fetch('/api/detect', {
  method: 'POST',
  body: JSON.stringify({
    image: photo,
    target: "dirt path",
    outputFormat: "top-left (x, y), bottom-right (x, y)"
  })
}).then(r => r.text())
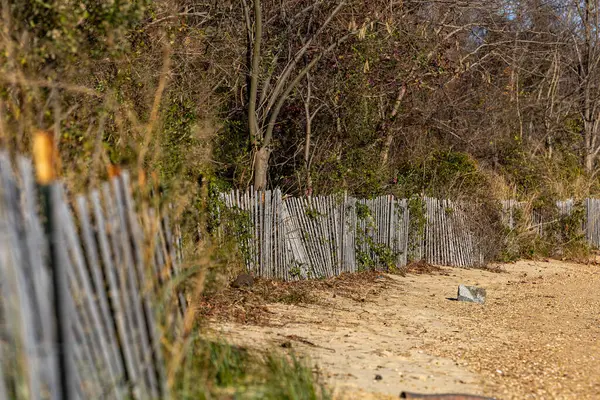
top-left (214, 260), bottom-right (600, 399)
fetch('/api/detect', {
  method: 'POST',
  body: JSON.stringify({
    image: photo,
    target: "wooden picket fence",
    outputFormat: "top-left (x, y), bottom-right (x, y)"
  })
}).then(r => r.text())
top-left (0, 152), bottom-right (185, 399)
top-left (220, 190), bottom-right (410, 280)
top-left (586, 199), bottom-right (600, 247)
top-left (220, 190), bottom-right (485, 278)
top-left (222, 190), bottom-right (600, 279)
top-left (417, 197), bottom-right (483, 267)
top-left (501, 199), bottom-right (588, 236)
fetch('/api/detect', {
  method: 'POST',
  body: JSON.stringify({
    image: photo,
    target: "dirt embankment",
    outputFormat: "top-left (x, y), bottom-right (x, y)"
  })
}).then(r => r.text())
top-left (211, 260), bottom-right (600, 399)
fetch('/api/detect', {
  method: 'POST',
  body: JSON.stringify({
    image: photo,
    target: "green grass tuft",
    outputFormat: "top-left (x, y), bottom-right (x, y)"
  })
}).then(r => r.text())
top-left (173, 338), bottom-right (330, 400)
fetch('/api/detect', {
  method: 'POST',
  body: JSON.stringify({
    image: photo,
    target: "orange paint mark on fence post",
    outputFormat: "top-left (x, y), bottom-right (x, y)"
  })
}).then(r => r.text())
top-left (107, 163), bottom-right (122, 179)
top-left (33, 130), bottom-right (57, 184)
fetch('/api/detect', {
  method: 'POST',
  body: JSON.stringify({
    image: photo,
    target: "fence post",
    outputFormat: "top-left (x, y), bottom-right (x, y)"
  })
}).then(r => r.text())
top-left (34, 131), bottom-right (76, 400)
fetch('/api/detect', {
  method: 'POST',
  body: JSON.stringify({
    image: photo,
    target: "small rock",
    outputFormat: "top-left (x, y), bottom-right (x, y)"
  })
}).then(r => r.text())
top-left (281, 341), bottom-right (292, 349)
top-left (231, 273), bottom-right (254, 288)
top-left (457, 284), bottom-right (486, 304)
top-left (374, 374), bottom-right (383, 381)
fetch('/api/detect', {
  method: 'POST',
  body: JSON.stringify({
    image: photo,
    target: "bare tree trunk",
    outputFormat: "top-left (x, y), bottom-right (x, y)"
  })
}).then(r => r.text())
top-left (380, 84), bottom-right (406, 166)
top-left (304, 106), bottom-right (313, 191)
top-left (585, 150), bottom-right (594, 172)
top-left (254, 146), bottom-right (270, 190)
top-left (247, 0), bottom-right (263, 145)
top-left (584, 119), bottom-right (595, 172)
top-left (303, 73), bottom-right (322, 193)
top-left (244, 1), bottom-right (352, 189)
top-left (582, 68), bottom-right (595, 172)
top-left (381, 133), bottom-right (394, 166)
top-left (580, 0), bottom-right (597, 173)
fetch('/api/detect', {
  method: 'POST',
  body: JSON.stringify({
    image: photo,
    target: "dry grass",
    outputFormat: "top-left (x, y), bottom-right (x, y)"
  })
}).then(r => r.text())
top-left (403, 260), bottom-right (449, 275)
top-left (477, 264), bottom-right (508, 273)
top-left (196, 271), bottom-right (401, 325)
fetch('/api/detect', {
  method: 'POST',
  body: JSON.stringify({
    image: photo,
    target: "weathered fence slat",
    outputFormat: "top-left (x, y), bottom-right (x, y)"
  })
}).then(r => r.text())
top-left (332, 196), bottom-right (341, 275)
top-left (347, 196), bottom-right (357, 273)
top-left (59, 199), bottom-right (116, 397)
top-left (75, 195), bottom-right (126, 396)
top-left (425, 197), bottom-right (432, 265)
top-left (0, 155), bottom-right (43, 400)
top-left (17, 157), bottom-right (60, 398)
top-left (302, 197), bottom-right (323, 277)
top-left (120, 172), bottom-right (168, 398)
top-left (318, 197), bottom-right (333, 277)
top-left (306, 197), bottom-right (323, 277)
top-left (111, 178), bottom-right (159, 398)
top-left (273, 189), bottom-right (281, 279)
top-left (302, 197), bottom-right (325, 278)
top-left (98, 185), bottom-right (142, 397)
top-left (46, 183), bottom-right (79, 400)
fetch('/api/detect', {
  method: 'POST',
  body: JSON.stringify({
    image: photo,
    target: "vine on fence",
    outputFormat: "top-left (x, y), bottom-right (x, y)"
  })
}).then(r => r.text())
top-left (354, 202), bottom-right (399, 272)
top-left (500, 199), bottom-right (591, 262)
top-left (550, 201), bottom-right (590, 260)
top-left (407, 196), bottom-right (426, 262)
top-left (305, 205), bottom-right (324, 220)
top-left (220, 204), bottom-right (256, 269)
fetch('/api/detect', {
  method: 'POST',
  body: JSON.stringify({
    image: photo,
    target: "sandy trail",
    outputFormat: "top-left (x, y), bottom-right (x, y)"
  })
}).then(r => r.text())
top-left (214, 260), bottom-right (600, 399)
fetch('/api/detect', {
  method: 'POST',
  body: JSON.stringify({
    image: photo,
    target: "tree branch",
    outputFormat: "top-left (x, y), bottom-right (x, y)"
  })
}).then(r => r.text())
top-left (247, 0), bottom-right (263, 143)
top-left (262, 1), bottom-right (345, 118)
top-left (262, 32), bottom-right (355, 148)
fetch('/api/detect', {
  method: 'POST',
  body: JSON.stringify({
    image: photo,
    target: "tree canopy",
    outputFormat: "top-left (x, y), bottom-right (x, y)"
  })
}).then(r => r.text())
top-left (2, 0), bottom-right (600, 202)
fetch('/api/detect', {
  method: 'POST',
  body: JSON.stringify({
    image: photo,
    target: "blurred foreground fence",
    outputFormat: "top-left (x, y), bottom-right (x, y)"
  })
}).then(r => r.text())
top-left (221, 189), bottom-right (600, 279)
top-left (0, 152), bottom-right (186, 399)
